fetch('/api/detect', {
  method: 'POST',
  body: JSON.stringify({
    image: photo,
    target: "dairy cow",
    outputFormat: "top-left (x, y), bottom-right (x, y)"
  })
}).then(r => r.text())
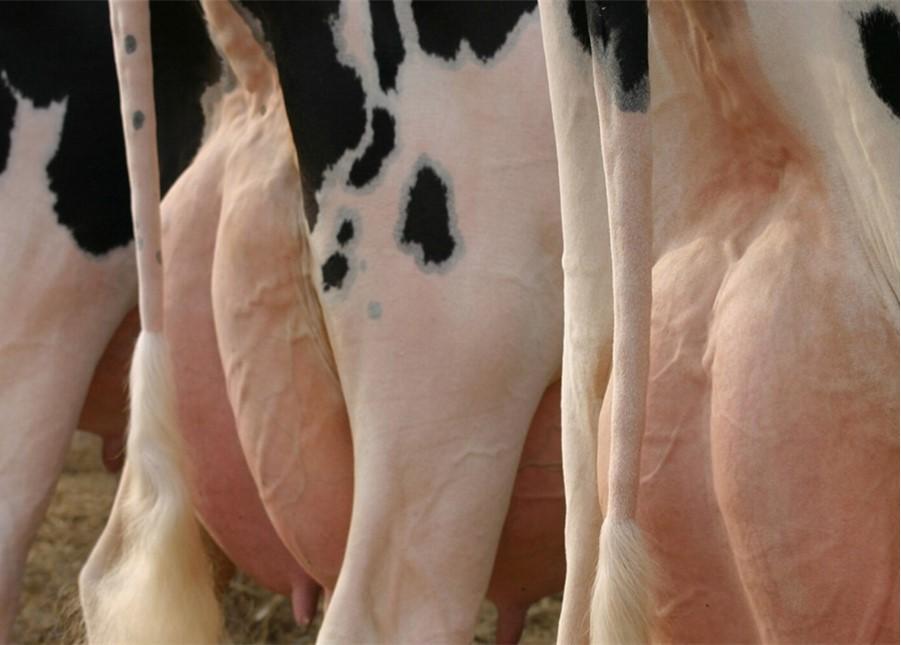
top-left (82, 1), bottom-right (567, 643)
top-left (540, 1), bottom-right (898, 642)
top-left (0, 2), bottom-right (327, 638)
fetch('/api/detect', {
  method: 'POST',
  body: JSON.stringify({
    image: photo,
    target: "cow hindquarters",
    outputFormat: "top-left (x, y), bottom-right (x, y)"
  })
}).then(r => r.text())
top-left (79, 332), bottom-right (221, 644)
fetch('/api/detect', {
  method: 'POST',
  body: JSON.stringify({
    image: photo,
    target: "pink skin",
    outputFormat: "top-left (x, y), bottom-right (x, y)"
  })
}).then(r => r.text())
top-left (78, 308), bottom-right (137, 473)
top-left (209, 83), bottom-right (354, 592)
top-left (0, 93), bottom-right (136, 640)
top-left (593, 4), bottom-right (898, 641)
top-left (542, 1), bottom-right (898, 639)
top-left (71, 128), bottom-right (322, 627)
top-left (83, 27), bottom-right (566, 639)
top-left (78, 84), bottom-right (324, 626)
top-left (604, 173), bottom-right (900, 642)
top-left (158, 92), bottom-right (320, 624)
top-left (208, 57), bottom-right (566, 642)
top-left (489, 384), bottom-right (566, 644)
top-left (80, 306), bottom-right (321, 625)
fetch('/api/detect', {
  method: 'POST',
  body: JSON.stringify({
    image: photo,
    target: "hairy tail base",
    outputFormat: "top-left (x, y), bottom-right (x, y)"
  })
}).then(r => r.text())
top-left (79, 332), bottom-right (222, 644)
top-left (590, 518), bottom-right (655, 644)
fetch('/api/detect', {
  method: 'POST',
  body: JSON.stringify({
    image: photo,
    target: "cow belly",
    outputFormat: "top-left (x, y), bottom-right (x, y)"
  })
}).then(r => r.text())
top-left (605, 213), bottom-right (899, 643)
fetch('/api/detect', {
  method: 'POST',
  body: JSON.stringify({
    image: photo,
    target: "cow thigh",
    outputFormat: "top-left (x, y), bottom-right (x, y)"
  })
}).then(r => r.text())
top-left (707, 223), bottom-right (899, 644)
top-left (605, 215), bottom-right (900, 643)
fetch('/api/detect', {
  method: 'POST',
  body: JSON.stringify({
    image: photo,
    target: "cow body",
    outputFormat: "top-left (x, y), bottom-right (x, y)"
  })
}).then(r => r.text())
top-left (166, 16), bottom-right (566, 633)
top-left (541, 1), bottom-right (899, 641)
top-left (80, 1), bottom-right (899, 642)
top-left (0, 3), bottom-right (325, 637)
top-left (215, 4), bottom-right (566, 641)
top-left (0, 3), bottom-right (217, 636)
top-left (83, 2), bottom-right (567, 642)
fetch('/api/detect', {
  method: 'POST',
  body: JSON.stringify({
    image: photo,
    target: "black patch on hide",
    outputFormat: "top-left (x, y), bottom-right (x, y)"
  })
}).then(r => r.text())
top-left (857, 6), bottom-right (899, 117)
top-left (322, 252), bottom-right (350, 291)
top-left (0, 1), bottom-right (218, 255)
top-left (238, 1), bottom-right (367, 231)
top-left (370, 0), bottom-right (405, 92)
top-left (0, 79), bottom-right (14, 175)
top-left (149, 1), bottom-right (222, 195)
top-left (586, 0), bottom-right (648, 112)
top-left (348, 107), bottom-right (395, 188)
top-left (568, 0), bottom-right (591, 54)
top-left (400, 163), bottom-right (456, 266)
top-left (337, 219), bottom-right (354, 247)
top-left (411, 1), bottom-right (536, 63)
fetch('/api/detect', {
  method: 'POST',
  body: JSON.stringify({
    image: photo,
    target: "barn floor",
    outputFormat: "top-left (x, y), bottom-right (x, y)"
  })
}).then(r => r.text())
top-left (12, 432), bottom-right (561, 644)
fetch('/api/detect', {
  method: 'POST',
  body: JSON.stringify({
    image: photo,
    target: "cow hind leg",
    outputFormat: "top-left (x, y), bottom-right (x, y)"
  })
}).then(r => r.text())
top-left (316, 372), bottom-right (552, 643)
top-left (79, 332), bottom-right (222, 644)
top-left (556, 360), bottom-right (608, 644)
top-left (2, 297), bottom-right (133, 641)
top-left (1, 424), bottom-right (75, 640)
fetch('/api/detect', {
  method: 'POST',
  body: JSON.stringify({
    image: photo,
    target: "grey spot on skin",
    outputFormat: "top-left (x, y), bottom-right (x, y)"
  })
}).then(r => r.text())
top-left (155, 250), bottom-right (162, 265)
top-left (125, 35), bottom-right (137, 54)
top-left (136, 237), bottom-right (144, 250)
top-left (368, 301), bottom-right (382, 320)
top-left (133, 110), bottom-right (145, 130)
top-left (360, 259), bottom-right (367, 272)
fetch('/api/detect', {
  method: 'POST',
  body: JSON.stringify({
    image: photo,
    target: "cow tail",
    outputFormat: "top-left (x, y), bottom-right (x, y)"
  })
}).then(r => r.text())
top-left (592, 516), bottom-right (655, 645)
top-left (588, 4), bottom-right (656, 644)
top-left (78, 2), bottom-right (221, 643)
top-left (591, 132), bottom-right (656, 645)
